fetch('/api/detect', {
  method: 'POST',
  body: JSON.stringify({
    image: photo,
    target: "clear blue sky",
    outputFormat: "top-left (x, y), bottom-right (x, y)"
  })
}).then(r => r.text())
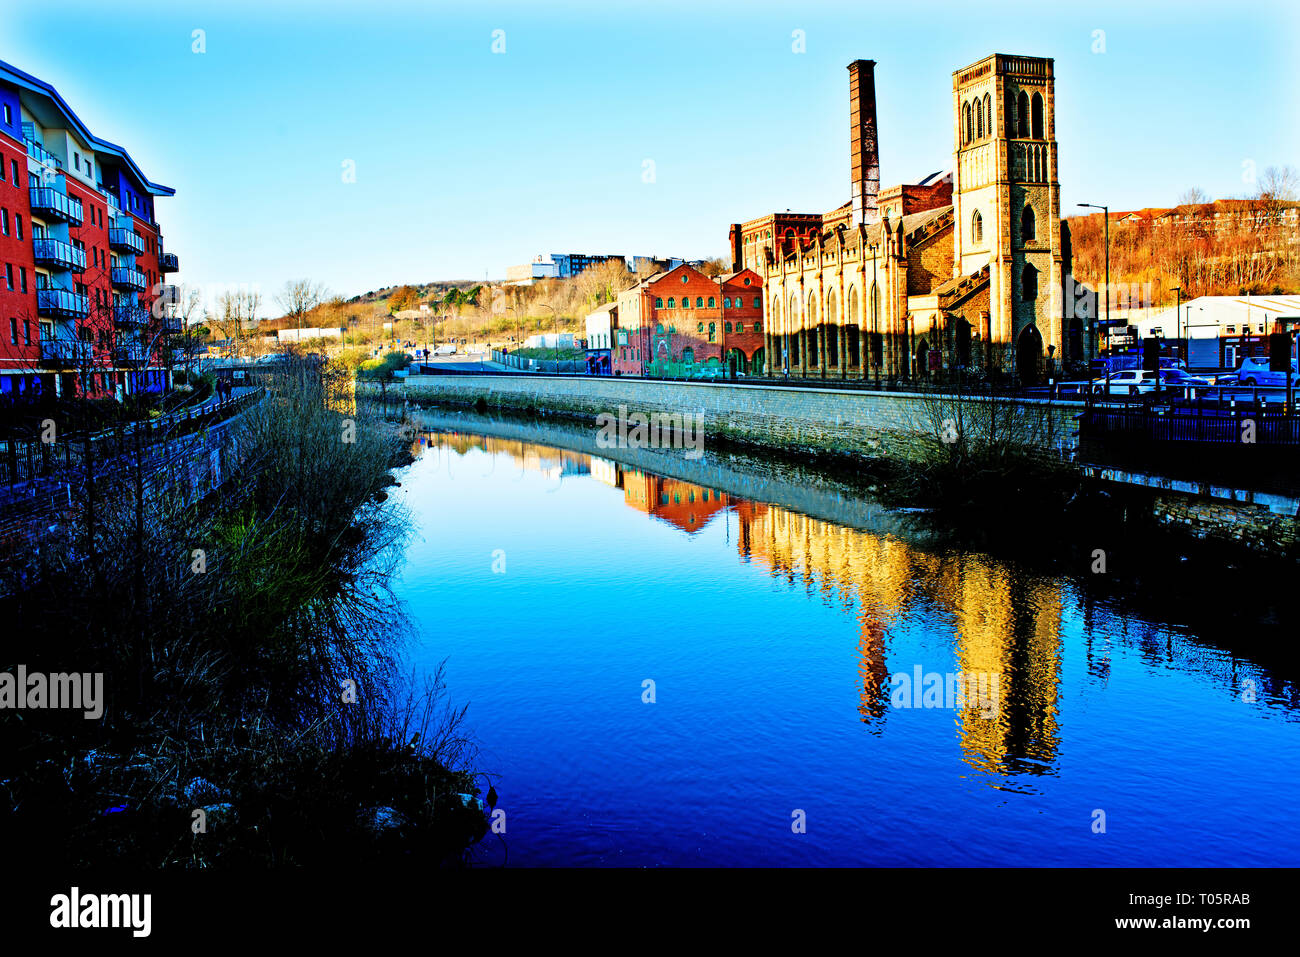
top-left (6, 0), bottom-right (1298, 312)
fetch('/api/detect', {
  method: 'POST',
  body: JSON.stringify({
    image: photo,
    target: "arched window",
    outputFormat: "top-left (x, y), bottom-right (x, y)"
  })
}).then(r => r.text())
top-left (697, 322), bottom-right (704, 332)
top-left (963, 102), bottom-right (972, 144)
top-left (682, 348), bottom-right (694, 365)
top-left (697, 297), bottom-right (705, 308)
top-left (708, 322), bottom-right (716, 339)
top-left (983, 94), bottom-right (992, 136)
top-left (654, 297), bottom-right (663, 308)
top-left (1022, 205), bottom-right (1036, 241)
top-left (975, 98), bottom-right (984, 139)
top-left (1022, 263), bottom-right (1038, 301)
top-left (735, 323), bottom-right (744, 333)
top-left (1017, 91), bottom-right (1030, 137)
top-left (682, 297), bottom-right (690, 309)
top-left (655, 323), bottom-right (664, 334)
top-left (972, 209), bottom-right (983, 244)
top-left (666, 297), bottom-right (675, 308)
top-left (753, 297), bottom-right (761, 309)
top-left (725, 321), bottom-right (732, 333)
top-left (754, 321), bottom-right (762, 333)
top-left (722, 297), bottom-right (730, 308)
top-left (708, 297), bottom-right (716, 308)
top-left (1031, 92), bottom-right (1044, 139)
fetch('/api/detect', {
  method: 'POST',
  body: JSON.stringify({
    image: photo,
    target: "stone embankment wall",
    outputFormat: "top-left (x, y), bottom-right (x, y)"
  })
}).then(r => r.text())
top-left (379, 374), bottom-right (1082, 463)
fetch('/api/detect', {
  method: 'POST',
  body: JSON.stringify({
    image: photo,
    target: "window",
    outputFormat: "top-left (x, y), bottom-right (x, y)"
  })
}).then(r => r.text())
top-left (696, 297), bottom-right (704, 308)
top-left (707, 297), bottom-right (715, 308)
top-left (753, 296), bottom-right (761, 309)
top-left (18, 267), bottom-right (25, 294)
top-left (984, 94), bottom-right (992, 136)
top-left (667, 298), bottom-right (675, 308)
top-left (14, 216), bottom-right (21, 241)
top-left (743, 277), bottom-right (752, 286)
top-left (725, 322), bottom-right (732, 333)
top-left (681, 274), bottom-right (688, 284)
top-left (4, 264), bottom-right (11, 292)
top-left (654, 297), bottom-right (662, 307)
top-left (8, 317), bottom-right (15, 344)
top-left (708, 323), bottom-right (716, 340)
top-left (23, 319), bottom-right (30, 345)
top-left (1017, 91), bottom-right (1030, 137)
top-left (1, 209), bottom-right (7, 236)
top-left (1022, 205), bottom-right (1036, 241)
top-left (13, 158), bottom-right (21, 185)
top-left (697, 322), bottom-right (704, 332)
top-left (723, 296), bottom-right (731, 308)
top-left (1022, 263), bottom-right (1038, 301)
top-left (963, 102), bottom-right (972, 144)
top-left (975, 98), bottom-right (984, 139)
top-left (755, 322), bottom-right (762, 333)
top-left (2, 104), bottom-right (9, 125)
top-left (1031, 92), bottom-right (1044, 139)
top-left (972, 209), bottom-right (983, 244)
top-left (682, 297), bottom-right (690, 309)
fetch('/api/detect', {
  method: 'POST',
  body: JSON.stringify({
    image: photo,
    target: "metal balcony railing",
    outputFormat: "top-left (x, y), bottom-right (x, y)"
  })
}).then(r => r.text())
top-left (32, 237), bottom-right (86, 272)
top-left (36, 288), bottom-right (90, 319)
top-left (108, 227), bottom-right (146, 254)
top-left (114, 344), bottom-right (150, 364)
top-left (29, 187), bottom-right (83, 226)
top-left (39, 338), bottom-right (94, 366)
top-left (24, 137), bottom-right (62, 170)
top-left (113, 303), bottom-right (149, 328)
top-left (159, 252), bottom-right (179, 273)
top-left (111, 266), bottom-right (147, 291)
top-left (157, 284), bottom-right (179, 305)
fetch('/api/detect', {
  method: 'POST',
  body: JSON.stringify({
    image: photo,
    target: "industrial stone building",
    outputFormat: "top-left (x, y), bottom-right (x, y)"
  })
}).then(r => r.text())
top-left (730, 54), bottom-right (1092, 384)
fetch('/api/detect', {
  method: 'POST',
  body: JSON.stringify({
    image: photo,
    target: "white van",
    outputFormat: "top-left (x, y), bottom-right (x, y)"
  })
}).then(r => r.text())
top-left (433, 344), bottom-right (457, 356)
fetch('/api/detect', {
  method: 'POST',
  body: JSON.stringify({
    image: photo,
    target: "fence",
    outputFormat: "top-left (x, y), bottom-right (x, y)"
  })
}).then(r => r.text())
top-left (1080, 400), bottom-right (1300, 445)
top-left (491, 350), bottom-right (588, 374)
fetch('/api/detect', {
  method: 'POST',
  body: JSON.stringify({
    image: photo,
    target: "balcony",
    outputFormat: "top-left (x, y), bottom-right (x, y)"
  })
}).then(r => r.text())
top-left (159, 252), bottom-right (179, 273)
top-left (164, 314), bottom-right (183, 333)
top-left (24, 137), bottom-right (62, 170)
top-left (108, 227), bottom-right (146, 255)
top-left (40, 338), bottom-right (94, 367)
top-left (114, 302), bottom-right (149, 328)
top-left (36, 288), bottom-right (90, 319)
top-left (114, 344), bottom-right (150, 364)
top-left (111, 266), bottom-right (147, 292)
top-left (32, 238), bottom-right (86, 273)
top-left (29, 187), bottom-right (83, 227)
top-left (157, 283), bottom-right (179, 305)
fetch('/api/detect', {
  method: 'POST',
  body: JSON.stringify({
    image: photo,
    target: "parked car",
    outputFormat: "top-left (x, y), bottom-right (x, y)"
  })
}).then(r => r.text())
top-left (1230, 356), bottom-right (1300, 388)
top-left (689, 365), bottom-right (726, 380)
top-left (1157, 368), bottom-right (1214, 394)
top-left (1091, 369), bottom-right (1160, 395)
top-left (433, 344), bottom-right (457, 356)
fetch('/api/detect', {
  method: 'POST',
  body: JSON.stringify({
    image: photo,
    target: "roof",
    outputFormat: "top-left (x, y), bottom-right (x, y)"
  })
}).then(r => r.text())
top-left (0, 58), bottom-right (174, 197)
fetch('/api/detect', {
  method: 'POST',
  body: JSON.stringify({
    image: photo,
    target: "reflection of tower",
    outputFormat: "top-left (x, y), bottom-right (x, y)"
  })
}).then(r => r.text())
top-left (857, 615), bottom-right (890, 724)
top-left (947, 558), bottom-right (1062, 775)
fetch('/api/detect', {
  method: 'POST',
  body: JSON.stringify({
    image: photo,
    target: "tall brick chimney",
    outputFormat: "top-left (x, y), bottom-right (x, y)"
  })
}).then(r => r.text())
top-left (848, 59), bottom-right (880, 227)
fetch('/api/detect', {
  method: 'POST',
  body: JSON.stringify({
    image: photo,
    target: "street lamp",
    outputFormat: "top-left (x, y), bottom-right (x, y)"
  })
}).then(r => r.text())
top-left (1172, 286), bottom-right (1181, 362)
top-left (1078, 203), bottom-right (1109, 361)
top-left (537, 302), bottom-right (556, 371)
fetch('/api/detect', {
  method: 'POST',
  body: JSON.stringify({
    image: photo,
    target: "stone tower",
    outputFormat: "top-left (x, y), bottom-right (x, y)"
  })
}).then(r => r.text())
top-left (951, 54), bottom-right (1063, 377)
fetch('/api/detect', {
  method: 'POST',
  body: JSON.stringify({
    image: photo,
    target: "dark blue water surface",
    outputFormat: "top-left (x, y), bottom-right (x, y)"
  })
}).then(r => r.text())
top-left (391, 412), bottom-right (1300, 867)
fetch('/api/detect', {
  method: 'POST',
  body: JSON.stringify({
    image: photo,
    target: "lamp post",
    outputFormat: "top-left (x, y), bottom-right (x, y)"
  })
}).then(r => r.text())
top-left (1172, 285), bottom-right (1181, 365)
top-left (537, 302), bottom-right (556, 372)
top-left (1078, 203), bottom-right (1109, 362)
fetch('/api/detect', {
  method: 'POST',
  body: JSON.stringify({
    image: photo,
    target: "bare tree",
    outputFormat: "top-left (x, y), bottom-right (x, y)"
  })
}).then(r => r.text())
top-left (277, 278), bottom-right (329, 342)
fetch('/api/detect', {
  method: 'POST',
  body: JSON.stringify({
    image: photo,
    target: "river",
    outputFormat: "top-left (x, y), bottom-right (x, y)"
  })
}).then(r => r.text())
top-left (390, 408), bottom-right (1300, 867)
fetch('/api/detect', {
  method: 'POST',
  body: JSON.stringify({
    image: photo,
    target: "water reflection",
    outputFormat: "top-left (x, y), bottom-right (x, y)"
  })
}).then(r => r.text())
top-left (414, 428), bottom-right (1069, 782)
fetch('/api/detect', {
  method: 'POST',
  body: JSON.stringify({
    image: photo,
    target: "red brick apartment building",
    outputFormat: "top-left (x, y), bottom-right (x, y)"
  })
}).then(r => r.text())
top-left (0, 59), bottom-right (178, 401)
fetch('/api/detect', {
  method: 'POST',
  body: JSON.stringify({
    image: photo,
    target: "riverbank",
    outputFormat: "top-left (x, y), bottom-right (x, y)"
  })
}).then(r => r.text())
top-left (1, 360), bottom-right (489, 867)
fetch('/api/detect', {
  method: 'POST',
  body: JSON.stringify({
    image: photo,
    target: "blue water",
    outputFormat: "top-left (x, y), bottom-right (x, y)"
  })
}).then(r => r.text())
top-left (392, 418), bottom-right (1300, 867)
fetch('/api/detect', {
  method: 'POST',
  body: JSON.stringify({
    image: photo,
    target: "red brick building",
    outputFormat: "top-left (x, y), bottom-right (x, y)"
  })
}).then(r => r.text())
top-left (1, 58), bottom-right (177, 401)
top-left (614, 264), bottom-right (767, 377)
